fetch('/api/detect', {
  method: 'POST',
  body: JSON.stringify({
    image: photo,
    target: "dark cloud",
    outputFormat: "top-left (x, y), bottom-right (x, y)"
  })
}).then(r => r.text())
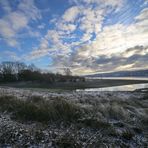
top-left (68, 45), bottom-right (148, 72)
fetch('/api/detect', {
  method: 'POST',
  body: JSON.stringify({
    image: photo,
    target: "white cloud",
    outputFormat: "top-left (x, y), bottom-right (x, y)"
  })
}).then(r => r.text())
top-left (0, 19), bottom-right (15, 38)
top-left (0, 0), bottom-right (41, 47)
top-left (59, 23), bottom-right (76, 33)
top-left (38, 24), bottom-right (45, 29)
top-left (81, 12), bottom-right (148, 57)
top-left (27, 0), bottom-right (148, 74)
top-left (135, 8), bottom-right (148, 21)
top-left (18, 0), bottom-right (41, 20)
top-left (65, 7), bottom-right (148, 74)
top-left (0, 19), bottom-right (18, 46)
top-left (78, 8), bottom-right (104, 42)
top-left (8, 12), bottom-right (28, 30)
top-left (100, 0), bottom-right (123, 10)
top-left (40, 39), bottom-right (49, 49)
top-left (27, 0), bottom-right (123, 67)
top-left (27, 49), bottom-right (49, 60)
top-left (70, 0), bottom-right (124, 10)
top-left (144, 0), bottom-right (148, 5)
top-left (0, 0), bottom-right (11, 13)
top-left (3, 51), bottom-right (21, 61)
top-left (62, 6), bottom-right (80, 22)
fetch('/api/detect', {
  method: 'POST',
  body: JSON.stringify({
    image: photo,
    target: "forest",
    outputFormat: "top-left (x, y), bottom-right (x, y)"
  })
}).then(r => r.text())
top-left (0, 61), bottom-right (85, 83)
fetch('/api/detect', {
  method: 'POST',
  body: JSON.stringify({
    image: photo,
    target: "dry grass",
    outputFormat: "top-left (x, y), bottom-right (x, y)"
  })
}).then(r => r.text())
top-left (0, 92), bottom-right (147, 147)
top-left (0, 95), bottom-right (83, 123)
top-left (0, 93), bottom-right (147, 129)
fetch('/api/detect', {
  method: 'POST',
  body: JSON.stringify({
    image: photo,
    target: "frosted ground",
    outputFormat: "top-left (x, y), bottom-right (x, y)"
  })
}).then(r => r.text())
top-left (0, 87), bottom-right (147, 147)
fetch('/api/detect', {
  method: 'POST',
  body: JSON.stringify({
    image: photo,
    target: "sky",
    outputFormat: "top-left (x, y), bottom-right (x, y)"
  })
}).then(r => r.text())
top-left (0, 0), bottom-right (148, 75)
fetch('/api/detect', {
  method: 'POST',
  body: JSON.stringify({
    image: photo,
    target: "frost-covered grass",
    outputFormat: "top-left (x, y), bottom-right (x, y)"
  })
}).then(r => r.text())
top-left (0, 95), bottom-right (83, 123)
top-left (0, 87), bottom-right (147, 147)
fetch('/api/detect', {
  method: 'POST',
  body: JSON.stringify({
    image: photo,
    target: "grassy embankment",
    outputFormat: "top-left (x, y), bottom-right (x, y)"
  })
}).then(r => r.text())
top-left (0, 93), bottom-right (147, 147)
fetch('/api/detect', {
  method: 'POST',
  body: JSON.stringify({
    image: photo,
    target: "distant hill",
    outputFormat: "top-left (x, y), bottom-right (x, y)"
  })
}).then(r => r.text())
top-left (86, 69), bottom-right (148, 77)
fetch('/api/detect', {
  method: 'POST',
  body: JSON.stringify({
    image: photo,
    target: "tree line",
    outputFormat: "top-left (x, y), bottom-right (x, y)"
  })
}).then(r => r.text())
top-left (0, 61), bottom-right (85, 83)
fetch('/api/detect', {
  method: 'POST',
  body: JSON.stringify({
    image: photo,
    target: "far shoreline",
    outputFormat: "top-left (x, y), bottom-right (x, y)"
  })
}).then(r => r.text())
top-left (0, 78), bottom-right (148, 91)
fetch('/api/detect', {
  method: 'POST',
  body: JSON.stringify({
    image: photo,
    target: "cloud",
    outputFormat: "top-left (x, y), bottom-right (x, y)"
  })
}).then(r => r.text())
top-left (0, 0), bottom-right (11, 13)
top-left (38, 24), bottom-right (45, 29)
top-left (27, 49), bottom-right (49, 60)
top-left (0, 0), bottom-right (41, 47)
top-left (3, 51), bottom-right (21, 61)
top-left (0, 19), bottom-right (18, 46)
top-left (135, 7), bottom-right (148, 21)
top-left (66, 7), bottom-right (148, 74)
top-left (62, 6), bottom-right (80, 22)
top-left (70, 0), bottom-right (123, 7)
top-left (8, 12), bottom-right (28, 30)
top-left (59, 23), bottom-right (76, 33)
top-left (70, 45), bottom-right (148, 74)
top-left (144, 0), bottom-right (148, 5)
top-left (122, 45), bottom-right (148, 57)
top-left (26, 0), bottom-right (148, 74)
top-left (28, 3), bottom-right (106, 60)
top-left (18, 0), bottom-right (41, 20)
top-left (79, 7), bottom-right (104, 41)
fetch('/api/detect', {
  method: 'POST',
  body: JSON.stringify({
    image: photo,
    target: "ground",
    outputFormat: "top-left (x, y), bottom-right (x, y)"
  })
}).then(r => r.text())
top-left (0, 86), bottom-right (147, 147)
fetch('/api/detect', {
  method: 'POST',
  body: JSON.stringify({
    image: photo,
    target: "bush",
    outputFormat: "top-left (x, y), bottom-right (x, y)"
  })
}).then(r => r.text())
top-left (121, 129), bottom-right (134, 140)
top-left (0, 96), bottom-right (83, 123)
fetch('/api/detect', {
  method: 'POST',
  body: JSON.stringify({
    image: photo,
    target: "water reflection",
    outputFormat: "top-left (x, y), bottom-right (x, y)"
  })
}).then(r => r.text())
top-left (86, 77), bottom-right (148, 80)
top-left (77, 83), bottom-right (148, 92)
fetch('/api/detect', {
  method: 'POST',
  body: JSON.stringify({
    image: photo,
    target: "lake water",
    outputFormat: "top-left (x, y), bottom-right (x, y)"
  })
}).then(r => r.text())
top-left (86, 77), bottom-right (148, 81)
top-left (77, 83), bottom-right (148, 92)
top-left (76, 77), bottom-right (148, 91)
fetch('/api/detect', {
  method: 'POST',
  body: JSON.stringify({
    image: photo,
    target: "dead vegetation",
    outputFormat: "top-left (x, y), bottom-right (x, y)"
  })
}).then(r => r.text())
top-left (0, 95), bottom-right (83, 123)
top-left (0, 91), bottom-right (147, 147)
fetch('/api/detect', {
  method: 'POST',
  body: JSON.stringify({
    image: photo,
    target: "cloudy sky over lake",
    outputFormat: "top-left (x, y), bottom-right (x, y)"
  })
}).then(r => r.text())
top-left (0, 0), bottom-right (148, 74)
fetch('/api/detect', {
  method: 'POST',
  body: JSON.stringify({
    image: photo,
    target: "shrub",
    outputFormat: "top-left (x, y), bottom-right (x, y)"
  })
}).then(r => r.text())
top-left (121, 129), bottom-right (134, 140)
top-left (0, 96), bottom-right (83, 123)
top-left (78, 118), bottom-right (110, 129)
top-left (55, 133), bottom-right (81, 148)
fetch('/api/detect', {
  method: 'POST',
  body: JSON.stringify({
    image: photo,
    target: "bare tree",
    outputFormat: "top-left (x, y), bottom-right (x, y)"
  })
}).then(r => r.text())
top-left (0, 62), bottom-right (16, 81)
top-left (1, 62), bottom-right (14, 74)
top-left (16, 62), bottom-right (26, 73)
top-left (28, 64), bottom-right (39, 72)
top-left (63, 68), bottom-right (72, 76)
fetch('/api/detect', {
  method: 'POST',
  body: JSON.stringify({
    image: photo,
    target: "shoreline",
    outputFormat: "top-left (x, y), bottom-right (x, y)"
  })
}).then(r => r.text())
top-left (0, 78), bottom-right (148, 91)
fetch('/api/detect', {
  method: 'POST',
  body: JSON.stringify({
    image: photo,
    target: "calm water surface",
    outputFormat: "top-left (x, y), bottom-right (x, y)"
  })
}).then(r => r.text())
top-left (77, 83), bottom-right (148, 92)
top-left (86, 77), bottom-right (148, 80)
top-left (77, 77), bottom-right (148, 91)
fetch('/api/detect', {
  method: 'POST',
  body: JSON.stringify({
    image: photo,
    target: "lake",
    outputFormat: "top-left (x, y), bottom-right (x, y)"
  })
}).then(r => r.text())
top-left (77, 77), bottom-right (148, 91)
top-left (86, 77), bottom-right (148, 81)
top-left (77, 83), bottom-right (148, 91)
